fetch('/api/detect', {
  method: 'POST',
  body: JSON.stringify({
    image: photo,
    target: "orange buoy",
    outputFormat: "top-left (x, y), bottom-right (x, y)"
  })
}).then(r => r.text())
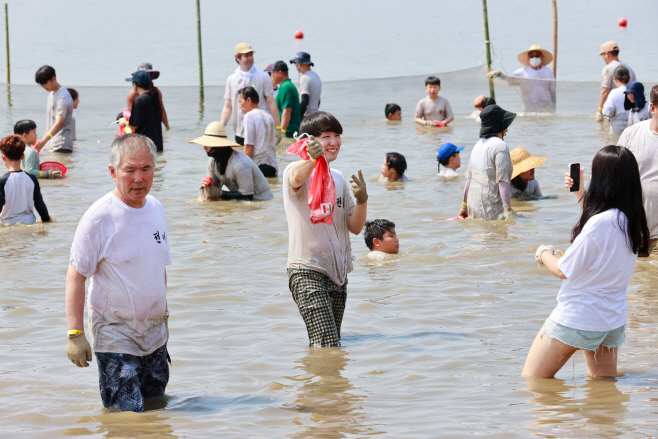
top-left (294, 30), bottom-right (304, 39)
top-left (618, 17), bottom-right (627, 26)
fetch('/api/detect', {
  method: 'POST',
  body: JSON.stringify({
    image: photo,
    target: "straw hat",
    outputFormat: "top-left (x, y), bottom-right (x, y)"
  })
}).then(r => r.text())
top-left (511, 147), bottom-right (547, 179)
top-left (517, 45), bottom-right (553, 67)
top-left (189, 122), bottom-right (240, 148)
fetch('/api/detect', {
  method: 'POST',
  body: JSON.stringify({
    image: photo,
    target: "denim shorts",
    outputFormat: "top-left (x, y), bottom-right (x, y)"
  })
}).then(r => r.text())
top-left (543, 318), bottom-right (626, 351)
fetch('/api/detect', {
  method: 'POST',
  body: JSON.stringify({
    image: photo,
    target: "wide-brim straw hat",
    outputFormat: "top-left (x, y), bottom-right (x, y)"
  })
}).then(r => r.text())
top-left (517, 44), bottom-right (553, 67)
top-left (189, 122), bottom-right (240, 148)
top-left (511, 147), bottom-right (547, 179)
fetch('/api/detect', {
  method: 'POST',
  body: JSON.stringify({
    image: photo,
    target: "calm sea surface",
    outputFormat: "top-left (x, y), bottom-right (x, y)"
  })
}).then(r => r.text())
top-left (2, 1), bottom-right (658, 438)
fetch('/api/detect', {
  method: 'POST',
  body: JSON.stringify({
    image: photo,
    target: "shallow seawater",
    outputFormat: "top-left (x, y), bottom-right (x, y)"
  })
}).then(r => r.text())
top-left (1, 77), bottom-right (658, 439)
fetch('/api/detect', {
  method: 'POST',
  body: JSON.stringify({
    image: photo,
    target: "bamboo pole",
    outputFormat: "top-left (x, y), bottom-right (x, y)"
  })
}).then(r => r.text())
top-left (482, 0), bottom-right (494, 99)
top-left (552, 0), bottom-right (557, 78)
top-left (5, 4), bottom-right (9, 84)
top-left (195, 0), bottom-right (203, 101)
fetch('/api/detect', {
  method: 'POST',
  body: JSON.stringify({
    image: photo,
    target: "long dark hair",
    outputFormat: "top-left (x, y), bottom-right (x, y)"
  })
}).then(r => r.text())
top-left (571, 145), bottom-right (649, 253)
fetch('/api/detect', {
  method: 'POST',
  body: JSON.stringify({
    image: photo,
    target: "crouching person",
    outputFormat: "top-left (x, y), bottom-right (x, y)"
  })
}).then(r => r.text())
top-left (65, 134), bottom-right (171, 412)
top-left (191, 122), bottom-right (273, 201)
top-left (283, 111), bottom-right (368, 347)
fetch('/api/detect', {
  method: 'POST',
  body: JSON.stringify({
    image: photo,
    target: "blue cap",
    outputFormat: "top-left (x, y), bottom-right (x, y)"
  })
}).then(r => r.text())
top-left (438, 143), bottom-right (465, 161)
top-left (290, 52), bottom-right (314, 66)
top-left (126, 70), bottom-right (151, 87)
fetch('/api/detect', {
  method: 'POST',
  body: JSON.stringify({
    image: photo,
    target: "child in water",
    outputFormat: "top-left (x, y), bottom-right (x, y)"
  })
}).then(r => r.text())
top-left (380, 152), bottom-right (408, 182)
top-left (437, 143), bottom-right (465, 178)
top-left (510, 147), bottom-right (547, 198)
top-left (364, 219), bottom-right (399, 261)
top-left (523, 145), bottom-right (648, 378)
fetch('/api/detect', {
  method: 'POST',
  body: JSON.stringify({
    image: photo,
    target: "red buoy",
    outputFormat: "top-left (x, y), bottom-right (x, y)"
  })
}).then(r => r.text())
top-left (618, 17), bottom-right (627, 26)
top-left (294, 30), bottom-right (304, 39)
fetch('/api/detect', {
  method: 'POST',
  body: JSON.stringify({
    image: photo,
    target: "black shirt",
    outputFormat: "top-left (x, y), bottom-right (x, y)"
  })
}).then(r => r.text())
top-left (130, 92), bottom-right (163, 151)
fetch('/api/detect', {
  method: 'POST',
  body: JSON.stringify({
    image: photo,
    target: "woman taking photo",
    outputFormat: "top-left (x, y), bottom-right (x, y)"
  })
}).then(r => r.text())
top-left (523, 145), bottom-right (649, 378)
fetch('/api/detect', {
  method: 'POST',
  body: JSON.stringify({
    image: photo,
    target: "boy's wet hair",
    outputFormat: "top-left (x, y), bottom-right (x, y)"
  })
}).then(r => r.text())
top-left (385, 103), bottom-right (401, 117)
top-left (386, 152), bottom-right (407, 177)
top-left (363, 219), bottom-right (396, 250)
top-left (35, 65), bottom-right (56, 85)
top-left (237, 86), bottom-right (260, 105)
top-left (425, 76), bottom-right (441, 86)
top-left (0, 135), bottom-right (26, 161)
top-left (14, 120), bottom-right (36, 136)
top-left (439, 152), bottom-right (457, 167)
top-left (67, 88), bottom-right (78, 100)
top-left (299, 111), bottom-right (343, 137)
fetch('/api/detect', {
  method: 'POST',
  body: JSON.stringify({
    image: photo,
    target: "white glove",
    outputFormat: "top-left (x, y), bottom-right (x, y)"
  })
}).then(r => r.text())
top-left (535, 245), bottom-right (556, 264)
top-left (487, 70), bottom-right (501, 79)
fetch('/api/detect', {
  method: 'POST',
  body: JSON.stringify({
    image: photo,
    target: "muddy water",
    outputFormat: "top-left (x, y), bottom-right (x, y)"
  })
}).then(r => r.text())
top-left (2, 76), bottom-right (658, 439)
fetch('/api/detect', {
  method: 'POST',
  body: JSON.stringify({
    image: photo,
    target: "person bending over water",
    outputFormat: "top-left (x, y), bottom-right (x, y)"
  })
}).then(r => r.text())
top-left (192, 122), bottom-right (273, 201)
top-left (510, 147), bottom-right (547, 198)
top-left (523, 145), bottom-right (649, 378)
top-left (283, 111), bottom-right (368, 347)
top-left (459, 105), bottom-right (516, 219)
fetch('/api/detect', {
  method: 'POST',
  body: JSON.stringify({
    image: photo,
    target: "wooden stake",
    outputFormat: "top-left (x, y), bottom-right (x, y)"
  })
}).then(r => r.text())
top-left (482, 0), bottom-right (495, 99)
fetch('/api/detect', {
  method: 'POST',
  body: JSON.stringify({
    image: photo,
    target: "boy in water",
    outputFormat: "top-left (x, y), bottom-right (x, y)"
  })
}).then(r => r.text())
top-left (414, 77), bottom-right (454, 127)
top-left (0, 135), bottom-right (50, 224)
top-left (385, 103), bottom-right (402, 122)
top-left (437, 143), bottom-right (465, 178)
top-left (67, 88), bottom-right (78, 140)
top-left (14, 120), bottom-right (61, 179)
top-left (380, 152), bottom-right (408, 182)
top-left (364, 219), bottom-right (399, 261)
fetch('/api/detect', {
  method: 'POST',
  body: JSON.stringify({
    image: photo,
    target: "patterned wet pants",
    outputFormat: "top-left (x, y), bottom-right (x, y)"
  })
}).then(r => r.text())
top-left (288, 268), bottom-right (348, 347)
top-left (95, 344), bottom-right (169, 412)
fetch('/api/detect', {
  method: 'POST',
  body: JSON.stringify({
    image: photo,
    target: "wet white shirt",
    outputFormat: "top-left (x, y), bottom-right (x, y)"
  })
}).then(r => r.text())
top-left (243, 108), bottom-right (277, 171)
top-left (70, 193), bottom-right (171, 356)
top-left (551, 209), bottom-right (636, 331)
top-left (224, 66), bottom-right (274, 138)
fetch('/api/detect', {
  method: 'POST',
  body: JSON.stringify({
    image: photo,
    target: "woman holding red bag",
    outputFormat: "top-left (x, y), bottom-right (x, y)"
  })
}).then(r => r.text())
top-left (283, 111), bottom-right (368, 347)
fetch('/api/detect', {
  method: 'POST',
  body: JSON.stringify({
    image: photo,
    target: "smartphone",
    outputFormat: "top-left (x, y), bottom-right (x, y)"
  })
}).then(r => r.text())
top-left (569, 163), bottom-right (580, 192)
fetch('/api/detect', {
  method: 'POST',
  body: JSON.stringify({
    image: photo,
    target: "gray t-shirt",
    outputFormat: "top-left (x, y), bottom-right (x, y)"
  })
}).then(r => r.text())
top-left (300, 70), bottom-right (322, 116)
top-left (414, 96), bottom-right (454, 122)
top-left (45, 87), bottom-right (74, 152)
top-left (617, 120), bottom-right (658, 238)
top-left (283, 163), bottom-right (356, 285)
top-left (601, 61), bottom-right (636, 89)
top-left (206, 151), bottom-right (273, 201)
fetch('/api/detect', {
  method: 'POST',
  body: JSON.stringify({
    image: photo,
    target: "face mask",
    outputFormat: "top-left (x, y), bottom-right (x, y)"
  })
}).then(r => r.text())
top-left (529, 57), bottom-right (542, 68)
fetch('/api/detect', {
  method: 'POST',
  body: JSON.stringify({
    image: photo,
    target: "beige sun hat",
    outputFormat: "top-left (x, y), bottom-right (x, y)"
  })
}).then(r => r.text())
top-left (235, 42), bottom-right (254, 55)
top-left (517, 44), bottom-right (553, 67)
top-left (511, 147), bottom-right (547, 179)
top-left (189, 122), bottom-right (240, 148)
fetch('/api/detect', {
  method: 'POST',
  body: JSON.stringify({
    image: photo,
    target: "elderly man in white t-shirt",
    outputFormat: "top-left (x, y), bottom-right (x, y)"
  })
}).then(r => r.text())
top-left (220, 42), bottom-right (282, 146)
top-left (618, 85), bottom-right (658, 255)
top-left (238, 86), bottom-right (278, 177)
top-left (65, 134), bottom-right (172, 412)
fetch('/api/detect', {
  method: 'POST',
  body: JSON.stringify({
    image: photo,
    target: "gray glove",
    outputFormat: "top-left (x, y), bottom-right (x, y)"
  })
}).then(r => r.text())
top-left (45, 170), bottom-right (62, 179)
top-left (487, 70), bottom-right (501, 79)
top-left (66, 332), bottom-right (92, 367)
top-left (535, 245), bottom-right (556, 264)
top-left (350, 170), bottom-right (368, 204)
top-left (163, 311), bottom-right (169, 343)
top-left (306, 135), bottom-right (323, 160)
top-left (275, 129), bottom-right (283, 145)
top-left (203, 185), bottom-right (224, 200)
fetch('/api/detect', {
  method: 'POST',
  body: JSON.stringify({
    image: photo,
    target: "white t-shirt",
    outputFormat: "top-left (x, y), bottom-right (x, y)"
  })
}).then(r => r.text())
top-left (45, 87), bottom-right (74, 152)
top-left (206, 151), bottom-right (274, 200)
top-left (69, 193), bottom-right (171, 356)
top-left (439, 167), bottom-right (459, 178)
top-left (224, 66), bottom-right (274, 138)
top-left (601, 61), bottom-right (636, 89)
top-left (243, 108), bottom-right (277, 171)
top-left (602, 86), bottom-right (630, 136)
top-left (300, 70), bottom-right (322, 116)
top-left (618, 120), bottom-right (658, 238)
top-left (415, 96), bottom-right (454, 122)
top-left (550, 209), bottom-right (636, 331)
top-left (508, 66), bottom-right (556, 112)
top-left (283, 163), bottom-right (356, 285)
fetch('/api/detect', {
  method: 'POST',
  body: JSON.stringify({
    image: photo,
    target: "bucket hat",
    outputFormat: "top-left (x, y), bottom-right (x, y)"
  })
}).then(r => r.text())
top-left (130, 62), bottom-right (160, 80)
top-left (189, 122), bottom-right (241, 148)
top-left (290, 52), bottom-right (314, 66)
top-left (510, 147), bottom-right (547, 179)
top-left (517, 45), bottom-right (553, 67)
top-left (479, 105), bottom-right (516, 138)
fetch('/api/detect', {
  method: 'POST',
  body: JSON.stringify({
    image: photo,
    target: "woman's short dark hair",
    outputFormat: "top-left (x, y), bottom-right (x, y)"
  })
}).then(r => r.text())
top-left (363, 219), bottom-right (395, 250)
top-left (299, 111), bottom-right (343, 137)
top-left (425, 76), bottom-right (441, 86)
top-left (238, 86), bottom-right (260, 105)
top-left (14, 120), bottom-right (37, 136)
top-left (35, 65), bottom-right (56, 85)
top-left (0, 135), bottom-right (26, 161)
top-left (572, 145), bottom-right (649, 254)
top-left (386, 152), bottom-right (407, 177)
top-left (385, 103), bottom-right (401, 117)
top-left (613, 65), bottom-right (630, 84)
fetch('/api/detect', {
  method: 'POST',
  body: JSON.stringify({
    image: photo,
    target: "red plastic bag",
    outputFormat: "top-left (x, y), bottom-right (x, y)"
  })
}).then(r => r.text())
top-left (286, 136), bottom-right (336, 225)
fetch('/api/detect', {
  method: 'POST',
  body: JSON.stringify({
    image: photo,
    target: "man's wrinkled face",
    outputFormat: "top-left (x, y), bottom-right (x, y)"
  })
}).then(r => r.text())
top-left (110, 147), bottom-right (154, 208)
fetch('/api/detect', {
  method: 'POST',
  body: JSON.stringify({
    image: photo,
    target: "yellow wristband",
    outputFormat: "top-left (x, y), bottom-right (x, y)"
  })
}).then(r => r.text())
top-left (68, 329), bottom-right (83, 336)
top-left (462, 201), bottom-right (467, 206)
top-left (47, 132), bottom-right (53, 138)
